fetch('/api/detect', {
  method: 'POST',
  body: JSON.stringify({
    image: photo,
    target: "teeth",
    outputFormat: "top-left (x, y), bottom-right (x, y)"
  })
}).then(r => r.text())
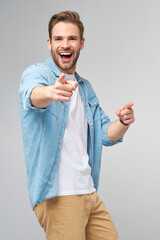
top-left (60, 53), bottom-right (71, 56)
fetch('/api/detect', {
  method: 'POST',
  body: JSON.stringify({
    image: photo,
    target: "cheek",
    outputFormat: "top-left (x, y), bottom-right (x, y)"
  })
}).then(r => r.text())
top-left (50, 45), bottom-right (58, 54)
top-left (54, 45), bottom-right (60, 52)
top-left (73, 44), bottom-right (81, 52)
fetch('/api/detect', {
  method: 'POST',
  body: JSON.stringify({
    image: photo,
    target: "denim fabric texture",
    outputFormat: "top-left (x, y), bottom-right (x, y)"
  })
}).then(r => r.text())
top-left (19, 56), bottom-right (122, 209)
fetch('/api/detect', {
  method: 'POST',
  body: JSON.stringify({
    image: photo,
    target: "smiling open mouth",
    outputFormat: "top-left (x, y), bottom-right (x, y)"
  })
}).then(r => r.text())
top-left (59, 52), bottom-right (72, 60)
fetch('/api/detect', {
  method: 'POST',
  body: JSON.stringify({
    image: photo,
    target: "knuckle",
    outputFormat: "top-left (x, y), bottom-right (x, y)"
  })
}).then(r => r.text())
top-left (54, 95), bottom-right (60, 102)
top-left (68, 86), bottom-right (73, 91)
top-left (124, 116), bottom-right (127, 120)
top-left (56, 89), bottom-right (61, 95)
top-left (54, 83), bottom-right (59, 89)
top-left (55, 82), bottom-right (62, 89)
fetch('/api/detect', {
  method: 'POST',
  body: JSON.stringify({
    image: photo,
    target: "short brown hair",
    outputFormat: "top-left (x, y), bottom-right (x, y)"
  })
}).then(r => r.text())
top-left (48, 10), bottom-right (84, 40)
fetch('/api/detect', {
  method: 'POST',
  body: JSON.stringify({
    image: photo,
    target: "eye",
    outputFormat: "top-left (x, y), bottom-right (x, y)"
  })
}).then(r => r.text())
top-left (55, 37), bottom-right (62, 41)
top-left (70, 37), bottom-right (77, 41)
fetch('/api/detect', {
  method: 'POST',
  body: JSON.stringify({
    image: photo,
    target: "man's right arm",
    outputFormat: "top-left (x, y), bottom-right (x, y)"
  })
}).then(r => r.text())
top-left (30, 73), bottom-right (78, 108)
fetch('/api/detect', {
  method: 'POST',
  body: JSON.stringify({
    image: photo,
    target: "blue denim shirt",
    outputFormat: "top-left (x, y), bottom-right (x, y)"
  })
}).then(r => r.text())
top-left (19, 56), bottom-right (122, 209)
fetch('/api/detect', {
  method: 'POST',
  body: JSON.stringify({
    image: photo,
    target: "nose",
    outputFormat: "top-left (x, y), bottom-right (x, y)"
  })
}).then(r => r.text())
top-left (62, 39), bottom-right (70, 49)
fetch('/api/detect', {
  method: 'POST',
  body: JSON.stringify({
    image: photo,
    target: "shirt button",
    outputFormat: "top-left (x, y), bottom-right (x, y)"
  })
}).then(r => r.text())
top-left (58, 141), bottom-right (60, 144)
top-left (64, 123), bottom-right (66, 126)
top-left (49, 179), bottom-right (51, 182)
top-left (94, 102), bottom-right (96, 105)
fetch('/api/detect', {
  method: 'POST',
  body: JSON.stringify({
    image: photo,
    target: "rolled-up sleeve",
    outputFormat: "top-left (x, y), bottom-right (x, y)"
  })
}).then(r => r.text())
top-left (99, 106), bottom-right (123, 147)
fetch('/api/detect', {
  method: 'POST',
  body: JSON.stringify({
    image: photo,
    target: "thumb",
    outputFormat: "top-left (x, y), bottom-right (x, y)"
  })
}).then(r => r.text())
top-left (57, 73), bottom-right (66, 84)
top-left (67, 81), bottom-right (78, 90)
top-left (116, 109), bottom-right (121, 117)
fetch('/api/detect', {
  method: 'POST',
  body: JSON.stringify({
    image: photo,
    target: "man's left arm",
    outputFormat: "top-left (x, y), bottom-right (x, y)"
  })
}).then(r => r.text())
top-left (107, 102), bottom-right (135, 142)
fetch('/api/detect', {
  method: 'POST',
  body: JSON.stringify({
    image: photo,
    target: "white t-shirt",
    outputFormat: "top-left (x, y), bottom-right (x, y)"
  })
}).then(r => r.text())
top-left (58, 74), bottom-right (95, 196)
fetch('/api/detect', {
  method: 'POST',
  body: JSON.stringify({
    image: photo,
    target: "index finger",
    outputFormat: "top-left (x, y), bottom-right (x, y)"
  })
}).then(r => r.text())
top-left (122, 102), bottom-right (134, 110)
top-left (57, 73), bottom-right (66, 84)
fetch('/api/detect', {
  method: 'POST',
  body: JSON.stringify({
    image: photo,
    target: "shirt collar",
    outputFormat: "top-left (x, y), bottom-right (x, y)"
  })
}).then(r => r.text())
top-left (46, 55), bottom-right (62, 77)
top-left (46, 55), bottom-right (82, 82)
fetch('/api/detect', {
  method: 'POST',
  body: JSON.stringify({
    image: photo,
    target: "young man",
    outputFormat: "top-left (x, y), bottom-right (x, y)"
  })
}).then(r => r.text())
top-left (19, 11), bottom-right (134, 240)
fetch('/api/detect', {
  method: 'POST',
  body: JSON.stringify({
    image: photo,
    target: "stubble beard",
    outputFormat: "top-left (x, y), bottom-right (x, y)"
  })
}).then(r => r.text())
top-left (51, 48), bottom-right (81, 72)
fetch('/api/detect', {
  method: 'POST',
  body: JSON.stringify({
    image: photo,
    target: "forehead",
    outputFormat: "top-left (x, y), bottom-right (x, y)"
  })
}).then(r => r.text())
top-left (52, 22), bottom-right (80, 37)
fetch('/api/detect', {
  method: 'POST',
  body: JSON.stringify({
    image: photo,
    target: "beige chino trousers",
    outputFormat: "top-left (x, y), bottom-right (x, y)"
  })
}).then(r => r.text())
top-left (34, 191), bottom-right (119, 240)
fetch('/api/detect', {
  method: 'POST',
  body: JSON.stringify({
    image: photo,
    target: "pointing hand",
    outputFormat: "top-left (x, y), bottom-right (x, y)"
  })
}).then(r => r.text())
top-left (51, 73), bottom-right (78, 102)
top-left (116, 102), bottom-right (135, 126)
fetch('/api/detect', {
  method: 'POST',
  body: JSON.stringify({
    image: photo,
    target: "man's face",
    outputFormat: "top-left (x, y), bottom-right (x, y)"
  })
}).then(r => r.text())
top-left (47, 22), bottom-right (84, 74)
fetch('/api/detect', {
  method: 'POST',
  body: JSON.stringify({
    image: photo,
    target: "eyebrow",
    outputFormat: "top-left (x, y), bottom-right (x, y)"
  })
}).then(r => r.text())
top-left (53, 36), bottom-right (62, 39)
top-left (69, 35), bottom-right (78, 38)
top-left (53, 35), bottom-right (79, 39)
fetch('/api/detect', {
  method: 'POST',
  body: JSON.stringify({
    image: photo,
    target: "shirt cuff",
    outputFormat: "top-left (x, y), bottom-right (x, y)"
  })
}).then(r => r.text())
top-left (23, 86), bottom-right (47, 112)
top-left (102, 121), bottom-right (123, 147)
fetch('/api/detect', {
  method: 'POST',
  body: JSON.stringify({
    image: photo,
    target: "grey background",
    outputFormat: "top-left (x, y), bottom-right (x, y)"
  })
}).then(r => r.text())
top-left (1, 0), bottom-right (160, 239)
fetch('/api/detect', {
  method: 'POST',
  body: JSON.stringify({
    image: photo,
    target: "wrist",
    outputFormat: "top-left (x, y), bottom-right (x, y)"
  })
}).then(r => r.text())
top-left (119, 118), bottom-right (129, 126)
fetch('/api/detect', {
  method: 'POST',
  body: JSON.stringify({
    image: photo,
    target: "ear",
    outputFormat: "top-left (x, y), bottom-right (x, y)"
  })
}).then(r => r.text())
top-left (80, 37), bottom-right (85, 50)
top-left (47, 38), bottom-right (51, 50)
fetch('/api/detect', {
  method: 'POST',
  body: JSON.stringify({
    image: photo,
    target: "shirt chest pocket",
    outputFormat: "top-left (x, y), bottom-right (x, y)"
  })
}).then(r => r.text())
top-left (88, 96), bottom-right (100, 122)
